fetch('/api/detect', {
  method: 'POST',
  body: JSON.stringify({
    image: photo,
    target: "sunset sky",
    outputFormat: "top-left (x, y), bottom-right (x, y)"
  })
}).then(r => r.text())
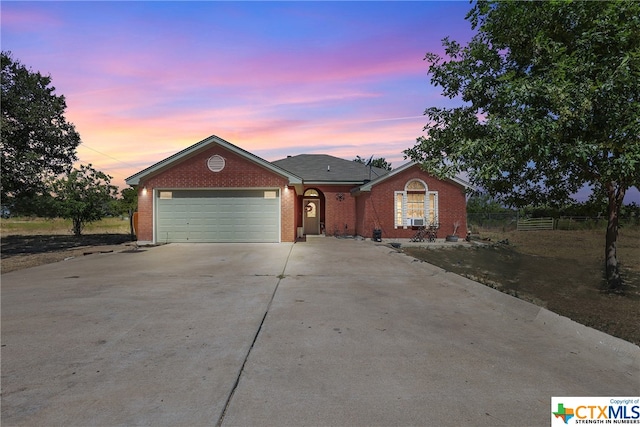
top-left (2, 1), bottom-right (638, 203)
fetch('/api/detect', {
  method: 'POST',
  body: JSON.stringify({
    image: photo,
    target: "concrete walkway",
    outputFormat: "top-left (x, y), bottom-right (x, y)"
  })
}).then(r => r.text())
top-left (1, 238), bottom-right (638, 426)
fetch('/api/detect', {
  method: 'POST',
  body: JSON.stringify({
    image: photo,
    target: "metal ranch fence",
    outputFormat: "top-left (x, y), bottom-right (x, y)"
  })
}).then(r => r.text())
top-left (467, 212), bottom-right (639, 232)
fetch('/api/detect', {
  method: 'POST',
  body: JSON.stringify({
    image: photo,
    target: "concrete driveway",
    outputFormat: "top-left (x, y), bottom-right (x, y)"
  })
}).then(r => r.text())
top-left (1, 238), bottom-right (638, 426)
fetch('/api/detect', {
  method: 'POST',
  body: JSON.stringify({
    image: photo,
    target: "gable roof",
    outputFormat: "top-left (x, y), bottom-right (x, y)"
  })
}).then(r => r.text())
top-left (272, 154), bottom-right (390, 184)
top-left (353, 161), bottom-right (472, 194)
top-left (125, 135), bottom-right (302, 186)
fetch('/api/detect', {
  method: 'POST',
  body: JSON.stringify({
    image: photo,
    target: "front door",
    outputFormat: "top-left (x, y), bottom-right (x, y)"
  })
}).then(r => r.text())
top-left (303, 199), bottom-right (320, 235)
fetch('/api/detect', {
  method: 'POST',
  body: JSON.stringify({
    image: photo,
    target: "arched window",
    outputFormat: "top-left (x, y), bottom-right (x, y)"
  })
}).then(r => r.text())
top-left (406, 180), bottom-right (426, 191)
top-left (395, 180), bottom-right (438, 228)
top-left (304, 189), bottom-right (319, 197)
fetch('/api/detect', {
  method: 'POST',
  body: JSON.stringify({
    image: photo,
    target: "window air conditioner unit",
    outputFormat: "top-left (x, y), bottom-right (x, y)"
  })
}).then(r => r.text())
top-left (410, 218), bottom-right (425, 227)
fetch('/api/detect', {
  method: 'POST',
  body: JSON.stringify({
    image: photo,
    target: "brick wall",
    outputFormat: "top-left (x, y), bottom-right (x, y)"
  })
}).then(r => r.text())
top-left (133, 146), bottom-right (467, 243)
top-left (136, 186), bottom-right (154, 242)
top-left (356, 165), bottom-right (468, 240)
top-left (135, 144), bottom-right (295, 242)
top-left (313, 185), bottom-right (358, 236)
top-left (280, 186), bottom-right (297, 242)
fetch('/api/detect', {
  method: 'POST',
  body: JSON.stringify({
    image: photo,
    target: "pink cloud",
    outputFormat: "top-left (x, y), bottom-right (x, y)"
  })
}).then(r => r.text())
top-left (58, 25), bottom-right (425, 95)
top-left (72, 106), bottom-right (426, 191)
top-left (2, 2), bottom-right (461, 193)
top-left (0, 7), bottom-right (61, 32)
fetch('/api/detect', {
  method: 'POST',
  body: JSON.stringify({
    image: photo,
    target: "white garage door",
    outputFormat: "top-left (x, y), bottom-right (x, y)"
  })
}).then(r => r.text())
top-left (156, 190), bottom-right (280, 243)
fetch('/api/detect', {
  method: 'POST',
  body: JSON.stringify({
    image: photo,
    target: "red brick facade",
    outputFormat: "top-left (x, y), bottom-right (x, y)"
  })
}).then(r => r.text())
top-left (312, 185), bottom-right (357, 236)
top-left (131, 139), bottom-right (467, 243)
top-left (354, 165), bottom-right (468, 240)
top-left (135, 144), bottom-right (294, 242)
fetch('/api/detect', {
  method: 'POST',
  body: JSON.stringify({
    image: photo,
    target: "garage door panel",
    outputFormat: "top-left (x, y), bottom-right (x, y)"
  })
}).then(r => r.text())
top-left (156, 190), bottom-right (280, 243)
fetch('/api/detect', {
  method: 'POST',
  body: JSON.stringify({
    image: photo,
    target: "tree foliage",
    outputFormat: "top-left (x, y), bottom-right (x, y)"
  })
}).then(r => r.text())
top-left (466, 193), bottom-right (511, 214)
top-left (1, 51), bottom-right (81, 204)
top-left (353, 155), bottom-right (392, 171)
top-left (50, 164), bottom-right (118, 236)
top-left (114, 187), bottom-right (138, 216)
top-left (405, 0), bottom-right (640, 290)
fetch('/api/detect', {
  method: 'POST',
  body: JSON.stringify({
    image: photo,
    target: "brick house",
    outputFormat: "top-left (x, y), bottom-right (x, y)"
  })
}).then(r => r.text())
top-left (125, 135), bottom-right (469, 244)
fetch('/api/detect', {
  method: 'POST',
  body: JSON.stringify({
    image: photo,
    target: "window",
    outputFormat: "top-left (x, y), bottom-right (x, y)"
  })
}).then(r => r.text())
top-left (394, 180), bottom-right (438, 228)
top-left (305, 202), bottom-right (317, 217)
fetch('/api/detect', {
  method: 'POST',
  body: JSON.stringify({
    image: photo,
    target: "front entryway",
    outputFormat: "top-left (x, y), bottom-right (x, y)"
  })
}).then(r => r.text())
top-left (303, 199), bottom-right (320, 235)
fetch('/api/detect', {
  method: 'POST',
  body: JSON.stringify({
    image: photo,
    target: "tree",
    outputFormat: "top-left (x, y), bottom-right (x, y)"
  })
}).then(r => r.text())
top-left (111, 187), bottom-right (138, 216)
top-left (1, 51), bottom-right (81, 205)
top-left (353, 155), bottom-right (392, 171)
top-left (466, 193), bottom-right (511, 214)
top-left (115, 187), bottom-right (138, 240)
top-left (405, 0), bottom-right (640, 290)
top-left (50, 164), bottom-right (118, 236)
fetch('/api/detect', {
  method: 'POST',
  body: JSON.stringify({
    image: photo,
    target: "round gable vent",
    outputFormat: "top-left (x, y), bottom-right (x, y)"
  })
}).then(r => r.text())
top-left (207, 155), bottom-right (226, 172)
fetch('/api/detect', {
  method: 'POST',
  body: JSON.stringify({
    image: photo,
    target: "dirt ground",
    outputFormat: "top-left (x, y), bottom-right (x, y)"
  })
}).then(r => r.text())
top-left (404, 228), bottom-right (640, 346)
top-left (1, 234), bottom-right (135, 273)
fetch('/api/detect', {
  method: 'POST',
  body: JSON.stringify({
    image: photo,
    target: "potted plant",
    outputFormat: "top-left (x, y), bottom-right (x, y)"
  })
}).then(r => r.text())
top-left (446, 220), bottom-right (460, 242)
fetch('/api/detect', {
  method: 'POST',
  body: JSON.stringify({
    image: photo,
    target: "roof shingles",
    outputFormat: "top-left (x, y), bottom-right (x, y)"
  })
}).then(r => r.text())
top-left (272, 154), bottom-right (389, 183)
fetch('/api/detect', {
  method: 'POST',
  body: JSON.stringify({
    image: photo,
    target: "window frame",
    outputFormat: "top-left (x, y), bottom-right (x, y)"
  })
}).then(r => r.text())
top-left (394, 179), bottom-right (438, 228)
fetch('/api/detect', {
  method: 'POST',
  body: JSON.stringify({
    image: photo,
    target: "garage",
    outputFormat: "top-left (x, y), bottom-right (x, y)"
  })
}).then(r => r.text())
top-left (156, 189), bottom-right (280, 243)
top-left (125, 136), bottom-right (303, 244)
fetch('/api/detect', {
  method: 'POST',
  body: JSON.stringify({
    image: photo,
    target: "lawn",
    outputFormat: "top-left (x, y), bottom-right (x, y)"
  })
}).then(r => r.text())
top-left (1, 217), bottom-right (134, 273)
top-left (1, 216), bottom-right (131, 236)
top-left (403, 227), bottom-right (640, 346)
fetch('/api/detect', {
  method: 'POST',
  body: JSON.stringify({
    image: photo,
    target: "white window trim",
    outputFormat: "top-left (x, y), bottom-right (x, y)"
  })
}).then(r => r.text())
top-left (395, 191), bottom-right (406, 228)
top-left (394, 185), bottom-right (439, 229)
top-left (428, 191), bottom-right (439, 225)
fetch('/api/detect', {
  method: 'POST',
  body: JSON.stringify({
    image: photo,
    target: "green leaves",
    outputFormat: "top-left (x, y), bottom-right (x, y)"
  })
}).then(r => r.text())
top-left (407, 0), bottom-right (640, 288)
top-left (406, 0), bottom-right (640, 209)
top-left (353, 155), bottom-right (392, 171)
top-left (1, 51), bottom-right (81, 203)
top-left (50, 164), bottom-right (118, 236)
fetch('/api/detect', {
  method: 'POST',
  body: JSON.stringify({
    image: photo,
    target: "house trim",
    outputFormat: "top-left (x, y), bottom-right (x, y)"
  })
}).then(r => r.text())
top-left (125, 134), bottom-right (303, 188)
top-left (352, 161), bottom-right (472, 195)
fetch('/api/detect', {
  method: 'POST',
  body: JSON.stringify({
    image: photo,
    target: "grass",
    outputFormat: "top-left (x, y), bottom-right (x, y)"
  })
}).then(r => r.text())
top-left (1, 216), bottom-right (131, 236)
top-left (1, 217), bottom-right (134, 274)
top-left (475, 226), bottom-right (640, 272)
top-left (403, 226), bottom-right (640, 345)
